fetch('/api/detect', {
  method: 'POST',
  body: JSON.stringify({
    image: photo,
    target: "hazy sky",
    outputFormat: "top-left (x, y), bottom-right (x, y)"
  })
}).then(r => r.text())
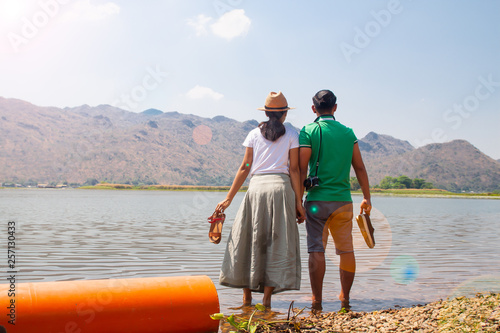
top-left (1, 0), bottom-right (499, 159)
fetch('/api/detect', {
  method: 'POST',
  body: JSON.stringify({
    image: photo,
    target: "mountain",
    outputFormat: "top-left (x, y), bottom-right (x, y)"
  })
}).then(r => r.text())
top-left (357, 133), bottom-right (500, 192)
top-left (1, 97), bottom-right (499, 191)
top-left (0, 97), bottom-right (250, 185)
top-left (358, 132), bottom-right (414, 160)
top-left (141, 108), bottom-right (164, 116)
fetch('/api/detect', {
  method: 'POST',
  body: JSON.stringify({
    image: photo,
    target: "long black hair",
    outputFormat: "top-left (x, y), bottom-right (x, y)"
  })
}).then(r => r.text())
top-left (259, 111), bottom-right (287, 141)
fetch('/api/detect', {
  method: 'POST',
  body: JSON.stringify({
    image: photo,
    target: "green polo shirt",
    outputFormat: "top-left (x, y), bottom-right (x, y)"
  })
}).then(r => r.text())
top-left (299, 115), bottom-right (357, 202)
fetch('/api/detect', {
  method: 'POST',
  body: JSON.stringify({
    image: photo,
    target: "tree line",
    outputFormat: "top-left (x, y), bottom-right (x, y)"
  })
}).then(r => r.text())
top-left (350, 175), bottom-right (433, 190)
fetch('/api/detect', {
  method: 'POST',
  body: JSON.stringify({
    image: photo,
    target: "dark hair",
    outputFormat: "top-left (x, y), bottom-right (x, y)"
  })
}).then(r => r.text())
top-left (259, 111), bottom-right (287, 141)
top-left (313, 90), bottom-right (337, 114)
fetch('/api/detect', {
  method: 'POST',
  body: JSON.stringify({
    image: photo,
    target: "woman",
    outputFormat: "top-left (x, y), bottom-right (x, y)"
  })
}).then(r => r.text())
top-left (215, 91), bottom-right (304, 308)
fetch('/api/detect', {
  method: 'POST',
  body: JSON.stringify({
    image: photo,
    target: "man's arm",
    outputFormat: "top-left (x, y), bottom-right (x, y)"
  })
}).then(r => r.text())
top-left (299, 147), bottom-right (312, 199)
top-left (351, 142), bottom-right (372, 215)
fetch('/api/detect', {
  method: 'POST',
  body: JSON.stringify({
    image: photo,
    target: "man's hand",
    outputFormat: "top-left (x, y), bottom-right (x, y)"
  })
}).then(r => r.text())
top-left (360, 198), bottom-right (372, 216)
top-left (296, 201), bottom-right (305, 224)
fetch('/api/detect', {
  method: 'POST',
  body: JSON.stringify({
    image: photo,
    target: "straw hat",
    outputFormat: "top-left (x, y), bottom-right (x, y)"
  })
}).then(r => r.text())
top-left (257, 91), bottom-right (295, 111)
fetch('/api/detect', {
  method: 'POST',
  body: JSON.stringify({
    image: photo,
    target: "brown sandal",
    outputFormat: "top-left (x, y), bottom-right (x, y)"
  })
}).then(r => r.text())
top-left (208, 211), bottom-right (225, 244)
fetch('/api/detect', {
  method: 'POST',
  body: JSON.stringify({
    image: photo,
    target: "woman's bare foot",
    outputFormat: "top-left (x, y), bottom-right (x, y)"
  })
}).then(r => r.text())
top-left (243, 288), bottom-right (252, 306)
top-left (262, 286), bottom-right (274, 308)
top-left (262, 296), bottom-right (272, 308)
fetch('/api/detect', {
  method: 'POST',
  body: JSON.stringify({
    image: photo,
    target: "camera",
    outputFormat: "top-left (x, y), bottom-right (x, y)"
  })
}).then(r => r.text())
top-left (304, 176), bottom-right (319, 191)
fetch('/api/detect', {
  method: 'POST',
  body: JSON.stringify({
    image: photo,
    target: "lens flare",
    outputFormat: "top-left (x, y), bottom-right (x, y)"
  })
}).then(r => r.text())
top-left (391, 255), bottom-right (419, 284)
top-left (192, 125), bottom-right (212, 145)
top-left (0, 0), bottom-right (27, 21)
top-left (325, 203), bottom-right (392, 273)
top-left (448, 275), bottom-right (500, 299)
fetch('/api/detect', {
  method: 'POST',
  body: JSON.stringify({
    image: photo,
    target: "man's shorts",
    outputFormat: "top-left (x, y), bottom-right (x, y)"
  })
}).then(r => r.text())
top-left (305, 201), bottom-right (354, 254)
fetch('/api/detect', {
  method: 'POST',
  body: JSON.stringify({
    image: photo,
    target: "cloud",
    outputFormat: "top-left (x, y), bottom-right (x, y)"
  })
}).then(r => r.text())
top-left (187, 9), bottom-right (251, 41)
top-left (186, 85), bottom-right (224, 101)
top-left (187, 14), bottom-right (213, 36)
top-left (211, 9), bottom-right (251, 40)
top-left (64, 0), bottom-right (120, 21)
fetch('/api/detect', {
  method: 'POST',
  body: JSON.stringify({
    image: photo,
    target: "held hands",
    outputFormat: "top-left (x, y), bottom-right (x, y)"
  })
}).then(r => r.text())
top-left (296, 201), bottom-right (305, 224)
top-left (360, 198), bottom-right (372, 216)
top-left (216, 198), bottom-right (232, 213)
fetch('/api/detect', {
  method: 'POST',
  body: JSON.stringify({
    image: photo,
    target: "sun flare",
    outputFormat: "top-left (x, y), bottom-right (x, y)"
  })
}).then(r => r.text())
top-left (1, 0), bottom-right (26, 18)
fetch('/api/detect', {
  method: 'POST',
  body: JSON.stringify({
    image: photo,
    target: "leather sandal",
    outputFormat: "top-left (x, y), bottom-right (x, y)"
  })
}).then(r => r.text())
top-left (356, 213), bottom-right (375, 248)
top-left (208, 211), bottom-right (225, 244)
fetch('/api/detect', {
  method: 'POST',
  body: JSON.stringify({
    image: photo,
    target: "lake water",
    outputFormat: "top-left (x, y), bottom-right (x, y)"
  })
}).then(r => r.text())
top-left (1, 189), bottom-right (500, 318)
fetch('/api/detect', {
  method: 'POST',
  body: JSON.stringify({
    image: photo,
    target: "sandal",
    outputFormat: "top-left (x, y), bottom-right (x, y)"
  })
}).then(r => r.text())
top-left (356, 213), bottom-right (375, 248)
top-left (208, 210), bottom-right (225, 244)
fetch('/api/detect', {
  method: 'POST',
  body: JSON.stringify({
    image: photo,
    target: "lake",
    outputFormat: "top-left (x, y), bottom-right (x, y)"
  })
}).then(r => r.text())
top-left (1, 189), bottom-right (499, 317)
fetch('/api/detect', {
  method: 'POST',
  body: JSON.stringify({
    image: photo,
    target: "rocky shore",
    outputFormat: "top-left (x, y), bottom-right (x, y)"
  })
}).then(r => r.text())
top-left (220, 293), bottom-right (500, 332)
top-left (285, 293), bottom-right (500, 332)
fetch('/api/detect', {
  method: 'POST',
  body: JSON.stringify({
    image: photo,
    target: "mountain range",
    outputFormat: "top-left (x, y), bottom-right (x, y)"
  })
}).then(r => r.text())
top-left (1, 97), bottom-right (499, 192)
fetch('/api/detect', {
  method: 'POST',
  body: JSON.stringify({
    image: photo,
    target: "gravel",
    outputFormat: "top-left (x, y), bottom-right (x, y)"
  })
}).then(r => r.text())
top-left (259, 293), bottom-right (500, 332)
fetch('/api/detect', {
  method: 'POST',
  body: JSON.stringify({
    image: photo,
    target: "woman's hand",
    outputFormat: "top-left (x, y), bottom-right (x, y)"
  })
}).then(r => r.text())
top-left (296, 200), bottom-right (305, 224)
top-left (216, 198), bottom-right (232, 213)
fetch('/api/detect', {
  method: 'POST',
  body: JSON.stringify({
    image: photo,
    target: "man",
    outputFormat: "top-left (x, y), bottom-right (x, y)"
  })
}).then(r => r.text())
top-left (299, 89), bottom-right (371, 311)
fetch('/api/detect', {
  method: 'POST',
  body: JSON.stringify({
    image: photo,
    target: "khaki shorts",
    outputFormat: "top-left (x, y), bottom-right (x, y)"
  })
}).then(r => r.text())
top-left (305, 201), bottom-right (354, 254)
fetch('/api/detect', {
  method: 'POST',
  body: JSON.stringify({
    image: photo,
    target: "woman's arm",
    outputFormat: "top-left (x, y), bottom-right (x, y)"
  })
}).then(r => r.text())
top-left (289, 148), bottom-right (305, 223)
top-left (215, 147), bottom-right (253, 212)
top-left (299, 147), bottom-right (312, 199)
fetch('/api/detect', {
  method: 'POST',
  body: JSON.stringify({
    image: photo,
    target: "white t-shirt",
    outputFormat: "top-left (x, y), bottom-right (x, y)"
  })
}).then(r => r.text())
top-left (243, 123), bottom-right (299, 176)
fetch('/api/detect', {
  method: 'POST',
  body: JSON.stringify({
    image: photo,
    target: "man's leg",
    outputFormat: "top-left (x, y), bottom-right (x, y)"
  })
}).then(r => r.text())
top-left (327, 202), bottom-right (355, 309)
top-left (339, 252), bottom-right (355, 309)
top-left (309, 251), bottom-right (325, 309)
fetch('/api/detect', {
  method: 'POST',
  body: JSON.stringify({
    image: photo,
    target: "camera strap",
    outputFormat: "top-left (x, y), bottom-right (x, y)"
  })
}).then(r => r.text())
top-left (313, 121), bottom-right (322, 177)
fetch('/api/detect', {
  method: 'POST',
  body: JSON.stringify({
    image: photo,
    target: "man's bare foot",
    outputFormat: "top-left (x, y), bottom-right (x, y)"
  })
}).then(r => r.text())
top-left (340, 301), bottom-right (351, 311)
top-left (311, 300), bottom-right (323, 311)
top-left (338, 293), bottom-right (350, 311)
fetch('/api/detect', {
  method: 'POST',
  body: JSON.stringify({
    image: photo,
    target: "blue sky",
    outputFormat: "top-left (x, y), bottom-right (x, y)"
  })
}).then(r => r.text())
top-left (1, 0), bottom-right (499, 159)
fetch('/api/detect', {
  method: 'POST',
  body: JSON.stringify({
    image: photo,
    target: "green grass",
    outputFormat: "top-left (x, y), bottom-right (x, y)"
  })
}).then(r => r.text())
top-left (4, 184), bottom-right (498, 198)
top-left (79, 183), bottom-right (248, 192)
top-left (353, 188), bottom-right (500, 198)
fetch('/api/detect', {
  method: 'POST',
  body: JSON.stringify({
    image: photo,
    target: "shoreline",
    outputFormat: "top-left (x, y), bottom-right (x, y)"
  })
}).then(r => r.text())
top-left (225, 293), bottom-right (500, 332)
top-left (294, 293), bottom-right (500, 332)
top-left (2, 185), bottom-right (499, 199)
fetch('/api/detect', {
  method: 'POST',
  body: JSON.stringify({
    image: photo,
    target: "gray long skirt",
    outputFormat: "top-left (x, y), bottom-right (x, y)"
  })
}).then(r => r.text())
top-left (219, 173), bottom-right (301, 293)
